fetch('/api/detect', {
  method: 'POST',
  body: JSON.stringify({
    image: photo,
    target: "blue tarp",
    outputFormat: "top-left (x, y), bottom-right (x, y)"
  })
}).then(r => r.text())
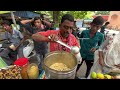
top-left (0, 11), bottom-right (40, 19)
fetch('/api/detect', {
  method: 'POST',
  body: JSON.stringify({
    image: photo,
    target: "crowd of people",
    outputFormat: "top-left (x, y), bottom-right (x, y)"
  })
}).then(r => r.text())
top-left (0, 13), bottom-right (120, 79)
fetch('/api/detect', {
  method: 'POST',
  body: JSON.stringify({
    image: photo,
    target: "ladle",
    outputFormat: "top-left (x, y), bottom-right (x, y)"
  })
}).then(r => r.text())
top-left (48, 36), bottom-right (79, 53)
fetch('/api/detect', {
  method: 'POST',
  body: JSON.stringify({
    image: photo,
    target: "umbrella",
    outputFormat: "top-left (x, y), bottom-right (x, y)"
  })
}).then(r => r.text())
top-left (0, 11), bottom-right (11, 14)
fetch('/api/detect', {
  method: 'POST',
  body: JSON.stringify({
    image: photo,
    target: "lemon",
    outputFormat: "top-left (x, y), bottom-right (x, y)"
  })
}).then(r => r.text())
top-left (104, 74), bottom-right (112, 79)
top-left (97, 73), bottom-right (104, 79)
top-left (91, 72), bottom-right (97, 79)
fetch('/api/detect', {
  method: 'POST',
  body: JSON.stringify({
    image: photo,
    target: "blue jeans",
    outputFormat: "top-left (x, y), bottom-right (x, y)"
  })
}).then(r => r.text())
top-left (36, 53), bottom-right (46, 71)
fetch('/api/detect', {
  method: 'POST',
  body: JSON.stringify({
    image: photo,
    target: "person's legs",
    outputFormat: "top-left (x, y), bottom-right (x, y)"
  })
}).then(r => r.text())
top-left (76, 58), bottom-right (84, 72)
top-left (38, 52), bottom-right (47, 72)
top-left (36, 53), bottom-right (42, 64)
top-left (84, 60), bottom-right (94, 78)
top-left (9, 50), bottom-right (17, 63)
top-left (75, 58), bottom-right (84, 79)
top-left (0, 48), bottom-right (13, 65)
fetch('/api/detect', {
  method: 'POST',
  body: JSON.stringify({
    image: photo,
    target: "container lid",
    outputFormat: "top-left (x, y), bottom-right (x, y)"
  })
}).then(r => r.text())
top-left (14, 58), bottom-right (28, 67)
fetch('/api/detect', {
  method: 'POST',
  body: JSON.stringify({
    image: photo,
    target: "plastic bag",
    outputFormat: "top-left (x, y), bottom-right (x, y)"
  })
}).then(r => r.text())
top-left (104, 33), bottom-right (120, 68)
top-left (0, 57), bottom-right (7, 68)
top-left (87, 50), bottom-right (103, 79)
top-left (88, 33), bottom-right (120, 79)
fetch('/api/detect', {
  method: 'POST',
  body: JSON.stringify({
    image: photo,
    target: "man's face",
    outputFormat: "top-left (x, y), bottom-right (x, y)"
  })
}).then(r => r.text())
top-left (2, 24), bottom-right (11, 32)
top-left (34, 19), bottom-right (42, 28)
top-left (90, 23), bottom-right (102, 34)
top-left (60, 20), bottom-right (74, 38)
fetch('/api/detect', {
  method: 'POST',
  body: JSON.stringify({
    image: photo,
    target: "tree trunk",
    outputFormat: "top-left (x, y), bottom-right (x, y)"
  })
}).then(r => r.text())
top-left (53, 11), bottom-right (60, 24)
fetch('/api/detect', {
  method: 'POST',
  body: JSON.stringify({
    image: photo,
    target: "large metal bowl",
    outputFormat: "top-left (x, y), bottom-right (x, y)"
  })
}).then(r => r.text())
top-left (43, 51), bottom-right (77, 79)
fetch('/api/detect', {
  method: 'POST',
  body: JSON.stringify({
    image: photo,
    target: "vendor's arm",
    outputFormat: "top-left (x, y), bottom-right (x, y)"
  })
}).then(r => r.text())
top-left (32, 33), bottom-right (50, 42)
top-left (32, 30), bottom-right (56, 42)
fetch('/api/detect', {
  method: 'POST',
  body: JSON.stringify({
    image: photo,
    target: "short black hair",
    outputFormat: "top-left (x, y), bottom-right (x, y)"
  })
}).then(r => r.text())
top-left (105, 21), bottom-right (110, 25)
top-left (61, 14), bottom-right (74, 23)
top-left (92, 16), bottom-right (104, 25)
top-left (1, 20), bottom-right (11, 26)
top-left (33, 17), bottom-right (41, 22)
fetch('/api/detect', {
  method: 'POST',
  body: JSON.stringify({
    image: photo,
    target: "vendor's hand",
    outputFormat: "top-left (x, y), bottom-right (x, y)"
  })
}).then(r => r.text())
top-left (90, 48), bottom-right (96, 53)
top-left (49, 34), bottom-right (59, 42)
top-left (99, 57), bottom-right (105, 66)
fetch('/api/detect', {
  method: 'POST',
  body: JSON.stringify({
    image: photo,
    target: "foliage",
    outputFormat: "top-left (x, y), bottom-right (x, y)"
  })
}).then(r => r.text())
top-left (95, 11), bottom-right (110, 15)
top-left (84, 11), bottom-right (95, 19)
top-left (35, 11), bottom-right (95, 27)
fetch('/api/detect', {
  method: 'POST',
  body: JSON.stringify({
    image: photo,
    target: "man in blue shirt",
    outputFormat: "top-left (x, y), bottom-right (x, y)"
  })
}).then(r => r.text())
top-left (76, 16), bottom-right (105, 78)
top-left (0, 20), bottom-right (25, 65)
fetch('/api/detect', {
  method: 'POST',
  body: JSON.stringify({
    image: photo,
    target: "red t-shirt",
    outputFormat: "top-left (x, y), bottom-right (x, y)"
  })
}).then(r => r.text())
top-left (38, 30), bottom-right (80, 52)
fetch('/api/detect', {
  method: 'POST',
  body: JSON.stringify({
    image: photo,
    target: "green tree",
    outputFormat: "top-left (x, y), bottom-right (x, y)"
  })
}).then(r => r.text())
top-left (84, 11), bottom-right (95, 19)
top-left (35, 11), bottom-right (94, 28)
top-left (95, 11), bottom-right (110, 15)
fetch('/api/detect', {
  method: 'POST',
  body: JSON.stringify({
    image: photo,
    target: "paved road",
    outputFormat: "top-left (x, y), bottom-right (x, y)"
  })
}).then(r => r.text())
top-left (76, 61), bottom-right (87, 78)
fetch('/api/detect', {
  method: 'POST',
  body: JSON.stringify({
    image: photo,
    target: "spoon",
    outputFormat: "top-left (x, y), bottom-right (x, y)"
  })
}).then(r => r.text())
top-left (48, 36), bottom-right (79, 53)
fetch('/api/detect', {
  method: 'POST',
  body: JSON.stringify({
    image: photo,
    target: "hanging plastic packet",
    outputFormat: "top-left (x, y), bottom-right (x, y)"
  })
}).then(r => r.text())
top-left (0, 57), bottom-right (8, 68)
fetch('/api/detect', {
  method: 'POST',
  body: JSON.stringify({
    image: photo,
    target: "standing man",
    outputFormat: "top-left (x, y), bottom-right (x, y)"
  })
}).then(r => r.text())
top-left (19, 17), bottom-right (51, 70)
top-left (100, 21), bottom-right (110, 34)
top-left (32, 14), bottom-right (81, 69)
top-left (32, 14), bottom-right (80, 52)
top-left (76, 16), bottom-right (105, 78)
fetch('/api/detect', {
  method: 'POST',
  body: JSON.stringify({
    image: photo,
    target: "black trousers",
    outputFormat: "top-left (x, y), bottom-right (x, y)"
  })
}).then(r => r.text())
top-left (76, 58), bottom-right (94, 78)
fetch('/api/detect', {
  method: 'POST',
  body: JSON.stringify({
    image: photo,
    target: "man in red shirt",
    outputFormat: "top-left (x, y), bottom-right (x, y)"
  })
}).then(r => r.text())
top-left (32, 14), bottom-right (80, 52)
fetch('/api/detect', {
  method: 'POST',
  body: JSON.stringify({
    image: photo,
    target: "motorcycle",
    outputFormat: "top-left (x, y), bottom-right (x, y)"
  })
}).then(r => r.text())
top-left (0, 39), bottom-right (36, 60)
top-left (0, 39), bottom-right (10, 52)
